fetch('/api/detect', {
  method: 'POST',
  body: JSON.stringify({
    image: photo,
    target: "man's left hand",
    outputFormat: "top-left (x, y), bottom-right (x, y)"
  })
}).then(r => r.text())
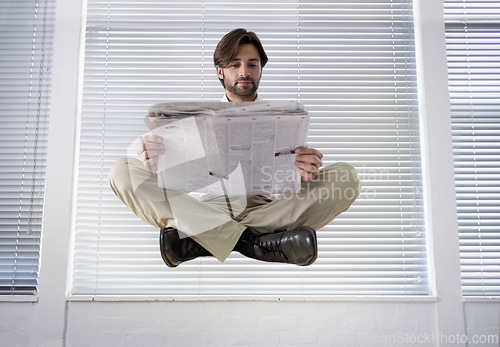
top-left (295, 147), bottom-right (323, 181)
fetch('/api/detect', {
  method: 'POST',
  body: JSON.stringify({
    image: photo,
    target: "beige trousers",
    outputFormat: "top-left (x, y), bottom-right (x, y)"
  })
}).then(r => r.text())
top-left (108, 157), bottom-right (361, 261)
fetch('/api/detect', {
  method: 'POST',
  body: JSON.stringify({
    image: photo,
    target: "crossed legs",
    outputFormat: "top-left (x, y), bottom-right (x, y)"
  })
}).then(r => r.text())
top-left (109, 157), bottom-right (360, 263)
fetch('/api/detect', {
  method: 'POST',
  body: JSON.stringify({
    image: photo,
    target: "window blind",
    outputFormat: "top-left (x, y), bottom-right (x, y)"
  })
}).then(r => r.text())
top-left (71, 0), bottom-right (428, 297)
top-left (0, 0), bottom-right (55, 296)
top-left (444, 0), bottom-right (500, 297)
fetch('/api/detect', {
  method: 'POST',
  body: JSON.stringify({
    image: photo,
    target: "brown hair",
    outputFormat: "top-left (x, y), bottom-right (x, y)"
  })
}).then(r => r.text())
top-left (213, 28), bottom-right (268, 84)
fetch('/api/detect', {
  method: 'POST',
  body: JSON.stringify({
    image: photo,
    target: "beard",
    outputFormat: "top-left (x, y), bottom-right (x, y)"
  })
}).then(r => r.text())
top-left (223, 74), bottom-right (260, 98)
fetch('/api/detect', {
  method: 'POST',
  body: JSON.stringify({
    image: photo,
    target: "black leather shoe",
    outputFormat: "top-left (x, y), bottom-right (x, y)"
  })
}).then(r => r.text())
top-left (235, 226), bottom-right (318, 266)
top-left (159, 227), bottom-right (212, 268)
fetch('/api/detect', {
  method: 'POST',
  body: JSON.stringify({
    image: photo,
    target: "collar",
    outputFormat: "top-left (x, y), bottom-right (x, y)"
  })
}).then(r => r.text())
top-left (220, 93), bottom-right (263, 102)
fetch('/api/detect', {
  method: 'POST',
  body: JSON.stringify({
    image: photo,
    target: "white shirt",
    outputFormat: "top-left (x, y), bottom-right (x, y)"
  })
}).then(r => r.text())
top-left (220, 93), bottom-right (263, 102)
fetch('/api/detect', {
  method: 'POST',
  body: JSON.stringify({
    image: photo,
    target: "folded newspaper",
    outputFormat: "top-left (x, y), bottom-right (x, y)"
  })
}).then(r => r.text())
top-left (144, 101), bottom-right (310, 196)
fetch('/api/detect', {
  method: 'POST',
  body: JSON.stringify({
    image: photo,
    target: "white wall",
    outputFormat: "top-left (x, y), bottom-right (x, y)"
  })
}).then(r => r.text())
top-left (1, 301), bottom-right (498, 346)
top-left (65, 301), bottom-right (438, 346)
top-left (1, 1), bottom-right (498, 346)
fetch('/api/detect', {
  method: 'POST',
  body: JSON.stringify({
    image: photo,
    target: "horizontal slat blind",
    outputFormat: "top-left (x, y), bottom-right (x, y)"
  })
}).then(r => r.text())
top-left (72, 0), bottom-right (428, 296)
top-left (0, 0), bottom-right (55, 296)
top-left (444, 0), bottom-right (500, 297)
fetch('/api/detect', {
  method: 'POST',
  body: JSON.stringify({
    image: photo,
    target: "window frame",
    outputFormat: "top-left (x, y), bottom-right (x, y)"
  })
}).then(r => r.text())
top-left (69, 0), bottom-right (434, 298)
top-left (33, 0), bottom-right (464, 304)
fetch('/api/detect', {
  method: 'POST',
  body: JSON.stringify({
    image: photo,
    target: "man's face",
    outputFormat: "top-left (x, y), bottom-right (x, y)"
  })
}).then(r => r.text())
top-left (216, 43), bottom-right (262, 102)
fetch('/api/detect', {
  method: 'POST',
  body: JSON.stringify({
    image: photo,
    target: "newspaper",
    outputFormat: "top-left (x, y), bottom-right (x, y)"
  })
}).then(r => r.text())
top-left (144, 101), bottom-right (310, 196)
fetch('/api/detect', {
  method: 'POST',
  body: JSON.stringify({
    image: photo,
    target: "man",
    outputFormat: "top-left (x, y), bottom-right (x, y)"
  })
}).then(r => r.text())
top-left (108, 28), bottom-right (360, 267)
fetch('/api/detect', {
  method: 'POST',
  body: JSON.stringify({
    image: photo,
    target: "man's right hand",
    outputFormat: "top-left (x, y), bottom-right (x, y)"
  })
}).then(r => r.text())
top-left (137, 135), bottom-right (165, 172)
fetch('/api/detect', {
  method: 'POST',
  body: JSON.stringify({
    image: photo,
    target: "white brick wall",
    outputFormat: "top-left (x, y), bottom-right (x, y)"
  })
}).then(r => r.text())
top-left (464, 302), bottom-right (500, 347)
top-left (1, 300), bottom-right (498, 347)
top-left (63, 301), bottom-right (437, 347)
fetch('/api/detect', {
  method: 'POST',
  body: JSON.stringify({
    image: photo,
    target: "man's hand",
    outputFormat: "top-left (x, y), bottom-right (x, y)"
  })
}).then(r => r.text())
top-left (295, 147), bottom-right (323, 181)
top-left (137, 135), bottom-right (165, 172)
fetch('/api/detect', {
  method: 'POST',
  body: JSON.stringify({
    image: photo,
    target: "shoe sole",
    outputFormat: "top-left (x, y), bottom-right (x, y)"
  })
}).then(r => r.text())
top-left (159, 228), bottom-right (179, 268)
top-left (299, 226), bottom-right (318, 266)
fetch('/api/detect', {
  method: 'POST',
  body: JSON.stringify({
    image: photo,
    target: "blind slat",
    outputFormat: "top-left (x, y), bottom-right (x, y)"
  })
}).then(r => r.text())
top-left (0, 0), bottom-right (55, 297)
top-left (445, 0), bottom-right (500, 297)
